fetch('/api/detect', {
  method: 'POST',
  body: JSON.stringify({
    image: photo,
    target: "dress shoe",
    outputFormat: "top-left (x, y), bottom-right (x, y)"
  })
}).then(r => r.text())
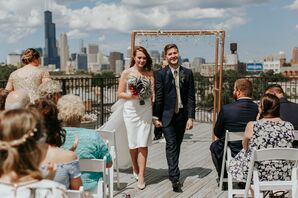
top-left (172, 181), bottom-right (182, 192)
top-left (137, 182), bottom-right (146, 190)
top-left (133, 172), bottom-right (139, 181)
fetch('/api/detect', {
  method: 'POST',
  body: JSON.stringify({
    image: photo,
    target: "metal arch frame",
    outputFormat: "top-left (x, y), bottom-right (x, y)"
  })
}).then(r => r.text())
top-left (131, 30), bottom-right (225, 142)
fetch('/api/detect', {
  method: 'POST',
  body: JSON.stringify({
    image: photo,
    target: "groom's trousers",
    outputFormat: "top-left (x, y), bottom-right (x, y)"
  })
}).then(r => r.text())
top-left (162, 109), bottom-right (187, 182)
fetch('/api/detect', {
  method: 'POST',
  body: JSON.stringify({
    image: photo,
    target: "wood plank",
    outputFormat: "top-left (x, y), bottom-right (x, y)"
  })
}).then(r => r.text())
top-left (114, 122), bottom-right (227, 198)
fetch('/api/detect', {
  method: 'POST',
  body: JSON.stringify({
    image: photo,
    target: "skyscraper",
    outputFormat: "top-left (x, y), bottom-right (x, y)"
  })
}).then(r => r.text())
top-left (44, 10), bottom-right (60, 69)
top-left (109, 52), bottom-right (124, 73)
top-left (291, 47), bottom-right (298, 66)
top-left (59, 33), bottom-right (69, 71)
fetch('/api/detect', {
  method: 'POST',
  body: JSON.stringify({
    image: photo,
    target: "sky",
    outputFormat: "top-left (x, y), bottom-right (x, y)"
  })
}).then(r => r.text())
top-left (0, 0), bottom-right (298, 63)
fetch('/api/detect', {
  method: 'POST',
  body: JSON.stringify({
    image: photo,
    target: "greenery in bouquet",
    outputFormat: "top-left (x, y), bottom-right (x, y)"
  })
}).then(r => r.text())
top-left (127, 75), bottom-right (152, 105)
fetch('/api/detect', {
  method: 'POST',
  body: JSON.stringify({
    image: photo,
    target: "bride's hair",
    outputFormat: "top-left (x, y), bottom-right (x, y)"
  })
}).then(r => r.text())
top-left (130, 46), bottom-right (152, 71)
top-left (0, 109), bottom-right (46, 182)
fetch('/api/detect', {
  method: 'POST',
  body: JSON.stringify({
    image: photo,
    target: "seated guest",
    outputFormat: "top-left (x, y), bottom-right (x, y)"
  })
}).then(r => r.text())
top-left (38, 80), bottom-right (62, 104)
top-left (0, 109), bottom-right (67, 197)
top-left (5, 89), bottom-right (30, 110)
top-left (0, 88), bottom-right (8, 111)
top-left (29, 99), bottom-right (83, 190)
top-left (228, 94), bottom-right (294, 182)
top-left (210, 79), bottom-right (258, 182)
top-left (57, 94), bottom-right (113, 192)
top-left (265, 84), bottom-right (298, 147)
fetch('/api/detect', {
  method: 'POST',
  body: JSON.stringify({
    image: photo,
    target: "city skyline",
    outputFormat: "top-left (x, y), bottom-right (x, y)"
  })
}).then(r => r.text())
top-left (0, 0), bottom-right (298, 63)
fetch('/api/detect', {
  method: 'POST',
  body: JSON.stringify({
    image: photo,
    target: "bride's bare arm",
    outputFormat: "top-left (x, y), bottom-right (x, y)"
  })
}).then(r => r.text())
top-left (117, 70), bottom-right (138, 100)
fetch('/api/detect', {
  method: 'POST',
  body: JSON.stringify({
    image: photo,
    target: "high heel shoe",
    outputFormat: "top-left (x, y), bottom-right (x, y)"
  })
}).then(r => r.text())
top-left (133, 172), bottom-right (139, 181)
top-left (137, 182), bottom-right (146, 190)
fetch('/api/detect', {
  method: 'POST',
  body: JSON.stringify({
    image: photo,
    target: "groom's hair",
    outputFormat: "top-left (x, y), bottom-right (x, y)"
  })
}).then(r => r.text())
top-left (164, 43), bottom-right (179, 55)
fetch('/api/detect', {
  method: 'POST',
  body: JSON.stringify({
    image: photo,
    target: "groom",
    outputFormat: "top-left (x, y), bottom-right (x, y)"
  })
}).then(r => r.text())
top-left (153, 43), bottom-right (195, 192)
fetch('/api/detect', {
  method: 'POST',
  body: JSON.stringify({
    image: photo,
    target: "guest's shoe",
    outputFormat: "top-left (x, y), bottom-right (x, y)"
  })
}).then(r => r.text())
top-left (133, 172), bottom-right (139, 181)
top-left (172, 180), bottom-right (182, 192)
top-left (137, 182), bottom-right (146, 190)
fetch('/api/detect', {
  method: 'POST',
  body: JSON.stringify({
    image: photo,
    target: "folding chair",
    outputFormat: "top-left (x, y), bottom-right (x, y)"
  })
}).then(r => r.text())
top-left (67, 186), bottom-right (84, 198)
top-left (97, 129), bottom-right (120, 191)
top-left (295, 130), bottom-right (298, 140)
top-left (219, 131), bottom-right (244, 198)
top-left (244, 148), bottom-right (298, 198)
top-left (80, 157), bottom-right (107, 198)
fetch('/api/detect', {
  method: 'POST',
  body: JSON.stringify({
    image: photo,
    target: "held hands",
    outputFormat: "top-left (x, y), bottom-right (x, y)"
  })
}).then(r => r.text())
top-left (186, 118), bottom-right (193, 130)
top-left (153, 119), bottom-right (163, 128)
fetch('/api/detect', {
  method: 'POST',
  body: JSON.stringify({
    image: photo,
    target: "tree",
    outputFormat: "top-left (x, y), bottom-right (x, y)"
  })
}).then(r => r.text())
top-left (0, 64), bottom-right (17, 80)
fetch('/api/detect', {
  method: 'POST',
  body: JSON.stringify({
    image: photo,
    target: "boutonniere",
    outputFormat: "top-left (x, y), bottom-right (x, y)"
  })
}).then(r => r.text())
top-left (179, 70), bottom-right (185, 83)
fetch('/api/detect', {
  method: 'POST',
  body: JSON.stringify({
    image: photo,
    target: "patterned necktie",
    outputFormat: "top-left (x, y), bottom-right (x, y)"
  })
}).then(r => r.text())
top-left (174, 70), bottom-right (180, 113)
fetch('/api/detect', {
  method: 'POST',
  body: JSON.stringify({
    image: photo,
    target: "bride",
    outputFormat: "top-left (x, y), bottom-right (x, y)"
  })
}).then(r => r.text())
top-left (100, 46), bottom-right (154, 190)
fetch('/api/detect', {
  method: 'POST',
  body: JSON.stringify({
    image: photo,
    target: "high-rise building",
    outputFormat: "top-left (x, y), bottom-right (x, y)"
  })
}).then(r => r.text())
top-left (44, 10), bottom-right (60, 69)
top-left (109, 52), bottom-right (124, 73)
top-left (87, 44), bottom-right (101, 73)
top-left (59, 33), bottom-right (69, 71)
top-left (7, 53), bottom-right (21, 66)
top-left (150, 50), bottom-right (160, 65)
top-left (76, 54), bottom-right (88, 71)
top-left (291, 47), bottom-right (298, 66)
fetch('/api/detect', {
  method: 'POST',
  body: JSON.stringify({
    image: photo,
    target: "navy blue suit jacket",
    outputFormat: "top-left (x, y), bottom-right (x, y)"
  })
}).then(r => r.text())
top-left (153, 65), bottom-right (195, 127)
top-left (280, 97), bottom-right (298, 130)
top-left (211, 98), bottom-right (258, 157)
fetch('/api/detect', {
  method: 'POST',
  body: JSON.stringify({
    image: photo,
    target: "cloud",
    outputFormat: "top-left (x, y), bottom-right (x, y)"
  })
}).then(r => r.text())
top-left (288, 0), bottom-right (298, 9)
top-left (67, 29), bottom-right (88, 39)
top-left (0, 0), bottom-right (271, 44)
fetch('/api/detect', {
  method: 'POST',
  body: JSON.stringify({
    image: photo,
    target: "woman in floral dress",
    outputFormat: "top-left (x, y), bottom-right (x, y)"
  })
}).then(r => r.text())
top-left (228, 93), bottom-right (294, 182)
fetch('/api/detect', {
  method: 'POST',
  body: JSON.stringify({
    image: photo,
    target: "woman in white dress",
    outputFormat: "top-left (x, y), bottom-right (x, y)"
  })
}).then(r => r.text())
top-left (117, 46), bottom-right (154, 190)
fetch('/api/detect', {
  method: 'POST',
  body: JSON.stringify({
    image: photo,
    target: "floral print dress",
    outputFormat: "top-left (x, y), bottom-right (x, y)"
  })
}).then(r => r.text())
top-left (228, 120), bottom-right (294, 182)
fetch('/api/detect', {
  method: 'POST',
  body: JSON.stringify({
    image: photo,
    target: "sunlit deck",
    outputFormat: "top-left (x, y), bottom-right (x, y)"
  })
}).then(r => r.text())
top-left (113, 122), bottom-right (227, 198)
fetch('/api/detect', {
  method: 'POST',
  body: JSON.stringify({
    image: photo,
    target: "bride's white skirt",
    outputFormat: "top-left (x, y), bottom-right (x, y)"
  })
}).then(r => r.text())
top-left (99, 99), bottom-right (153, 169)
top-left (123, 99), bottom-right (152, 149)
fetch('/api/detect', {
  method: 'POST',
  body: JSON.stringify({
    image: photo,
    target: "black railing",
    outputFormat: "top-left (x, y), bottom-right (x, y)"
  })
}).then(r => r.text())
top-left (1, 76), bottom-right (298, 125)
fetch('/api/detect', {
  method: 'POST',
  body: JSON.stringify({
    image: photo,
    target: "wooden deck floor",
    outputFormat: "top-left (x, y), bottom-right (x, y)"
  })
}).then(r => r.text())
top-left (113, 122), bottom-right (227, 198)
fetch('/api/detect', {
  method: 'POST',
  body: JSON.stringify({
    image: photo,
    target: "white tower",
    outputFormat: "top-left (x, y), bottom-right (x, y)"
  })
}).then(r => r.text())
top-left (59, 33), bottom-right (69, 72)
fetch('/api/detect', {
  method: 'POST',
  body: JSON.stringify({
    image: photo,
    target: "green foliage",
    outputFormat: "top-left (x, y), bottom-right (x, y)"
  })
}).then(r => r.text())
top-left (0, 64), bottom-right (17, 80)
top-left (92, 71), bottom-right (117, 88)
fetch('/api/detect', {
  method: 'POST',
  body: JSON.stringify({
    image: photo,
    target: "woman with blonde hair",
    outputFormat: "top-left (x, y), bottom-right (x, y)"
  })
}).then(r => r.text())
top-left (58, 94), bottom-right (112, 192)
top-left (0, 109), bottom-right (67, 197)
top-left (5, 48), bottom-right (51, 102)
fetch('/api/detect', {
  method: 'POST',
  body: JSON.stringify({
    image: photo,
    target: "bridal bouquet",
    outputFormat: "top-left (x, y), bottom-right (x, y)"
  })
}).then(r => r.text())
top-left (127, 76), bottom-right (152, 105)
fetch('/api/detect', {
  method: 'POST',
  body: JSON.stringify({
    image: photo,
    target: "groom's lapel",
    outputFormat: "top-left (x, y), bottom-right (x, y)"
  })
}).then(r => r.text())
top-left (165, 66), bottom-right (174, 88)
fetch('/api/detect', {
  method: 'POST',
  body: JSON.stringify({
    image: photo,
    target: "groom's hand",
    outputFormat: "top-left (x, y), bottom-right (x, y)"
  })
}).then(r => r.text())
top-left (186, 118), bottom-right (193, 130)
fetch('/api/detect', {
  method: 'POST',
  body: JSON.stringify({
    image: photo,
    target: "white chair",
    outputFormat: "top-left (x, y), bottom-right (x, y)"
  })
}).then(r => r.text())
top-left (294, 130), bottom-right (298, 140)
top-left (244, 148), bottom-right (298, 198)
top-left (219, 131), bottom-right (245, 198)
top-left (97, 129), bottom-right (120, 191)
top-left (80, 157), bottom-right (107, 198)
top-left (67, 186), bottom-right (84, 198)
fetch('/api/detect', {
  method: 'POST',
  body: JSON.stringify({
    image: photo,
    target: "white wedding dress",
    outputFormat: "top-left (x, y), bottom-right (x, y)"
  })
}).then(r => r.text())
top-left (99, 76), bottom-right (153, 169)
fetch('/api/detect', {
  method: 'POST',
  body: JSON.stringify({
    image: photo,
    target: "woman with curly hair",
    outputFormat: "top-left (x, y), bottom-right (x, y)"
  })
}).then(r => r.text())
top-left (0, 109), bottom-right (67, 197)
top-left (28, 99), bottom-right (83, 190)
top-left (5, 48), bottom-right (51, 102)
top-left (57, 94), bottom-right (112, 192)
